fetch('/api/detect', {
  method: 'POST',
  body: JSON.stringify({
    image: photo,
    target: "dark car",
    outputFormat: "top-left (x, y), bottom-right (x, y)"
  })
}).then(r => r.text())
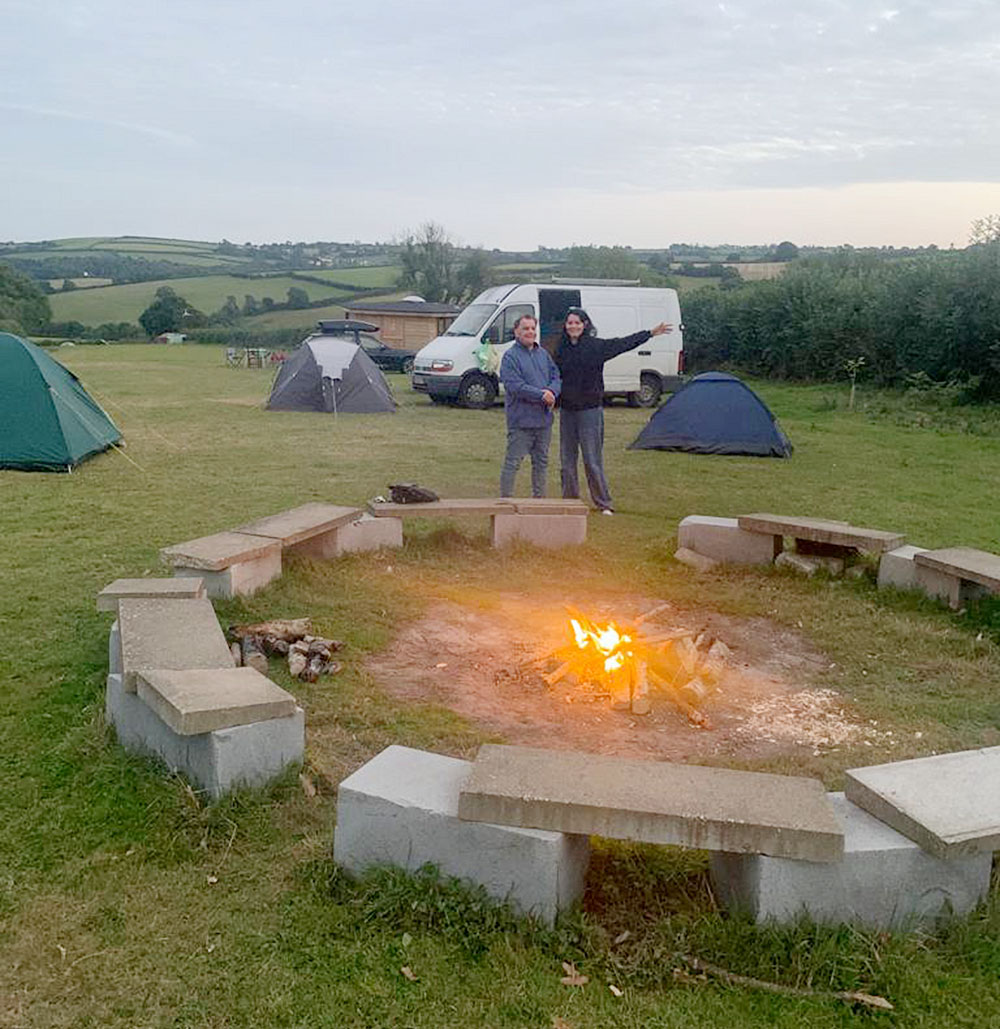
top-left (357, 335), bottom-right (417, 375)
top-left (315, 319), bottom-right (416, 374)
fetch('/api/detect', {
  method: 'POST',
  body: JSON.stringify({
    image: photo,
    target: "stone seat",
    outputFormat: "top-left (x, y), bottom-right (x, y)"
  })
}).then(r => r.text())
top-left (737, 513), bottom-right (905, 556)
top-left (235, 502), bottom-right (363, 558)
top-left (118, 596), bottom-right (234, 693)
top-left (458, 744), bottom-right (844, 862)
top-left (912, 546), bottom-right (1000, 610)
top-left (97, 577), bottom-right (206, 613)
top-left (367, 498), bottom-right (588, 549)
top-left (160, 530), bottom-right (282, 598)
top-left (135, 666), bottom-right (297, 735)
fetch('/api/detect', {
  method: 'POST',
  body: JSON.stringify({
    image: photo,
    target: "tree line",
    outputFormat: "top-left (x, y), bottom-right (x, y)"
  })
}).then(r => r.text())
top-left (683, 246), bottom-right (1000, 400)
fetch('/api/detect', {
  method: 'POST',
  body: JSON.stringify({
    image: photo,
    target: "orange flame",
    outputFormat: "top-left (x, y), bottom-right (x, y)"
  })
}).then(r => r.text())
top-left (569, 618), bottom-right (632, 673)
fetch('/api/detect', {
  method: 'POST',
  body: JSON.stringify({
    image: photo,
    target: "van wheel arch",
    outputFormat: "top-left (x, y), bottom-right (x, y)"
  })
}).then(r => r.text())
top-left (458, 372), bottom-right (498, 409)
top-left (628, 371), bottom-right (663, 408)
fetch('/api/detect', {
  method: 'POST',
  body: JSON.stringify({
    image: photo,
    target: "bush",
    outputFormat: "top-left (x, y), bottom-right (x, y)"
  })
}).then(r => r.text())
top-left (683, 248), bottom-right (1000, 399)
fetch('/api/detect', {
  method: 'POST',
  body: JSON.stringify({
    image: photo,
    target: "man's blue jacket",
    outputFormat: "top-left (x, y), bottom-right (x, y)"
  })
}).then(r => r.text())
top-left (499, 342), bottom-right (561, 429)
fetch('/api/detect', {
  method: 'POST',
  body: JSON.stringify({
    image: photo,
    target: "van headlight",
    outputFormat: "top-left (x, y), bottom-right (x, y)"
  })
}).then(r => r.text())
top-left (430, 360), bottom-right (454, 372)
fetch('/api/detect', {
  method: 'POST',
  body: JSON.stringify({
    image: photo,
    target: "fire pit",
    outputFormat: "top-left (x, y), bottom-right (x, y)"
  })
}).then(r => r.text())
top-left (365, 593), bottom-right (894, 764)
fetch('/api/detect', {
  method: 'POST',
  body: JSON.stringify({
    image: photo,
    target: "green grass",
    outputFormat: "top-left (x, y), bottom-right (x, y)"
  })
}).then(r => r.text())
top-left (238, 302), bottom-right (348, 330)
top-left (305, 266), bottom-right (401, 288)
top-left (2, 347), bottom-right (1000, 1026)
top-left (49, 275), bottom-right (341, 324)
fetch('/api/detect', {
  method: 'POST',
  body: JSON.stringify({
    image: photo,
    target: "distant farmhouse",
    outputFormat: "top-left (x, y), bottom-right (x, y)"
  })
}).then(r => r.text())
top-left (343, 299), bottom-right (460, 348)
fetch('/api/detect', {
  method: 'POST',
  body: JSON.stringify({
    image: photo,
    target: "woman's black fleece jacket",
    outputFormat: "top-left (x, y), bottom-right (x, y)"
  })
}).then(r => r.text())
top-left (553, 331), bottom-right (652, 411)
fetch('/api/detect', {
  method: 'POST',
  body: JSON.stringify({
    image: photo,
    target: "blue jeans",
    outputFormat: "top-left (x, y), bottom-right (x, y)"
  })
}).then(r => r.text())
top-left (500, 425), bottom-right (551, 497)
top-left (560, 407), bottom-right (613, 511)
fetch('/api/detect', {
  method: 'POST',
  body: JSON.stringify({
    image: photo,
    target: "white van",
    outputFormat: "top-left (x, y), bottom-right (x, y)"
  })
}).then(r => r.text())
top-left (411, 282), bottom-right (684, 409)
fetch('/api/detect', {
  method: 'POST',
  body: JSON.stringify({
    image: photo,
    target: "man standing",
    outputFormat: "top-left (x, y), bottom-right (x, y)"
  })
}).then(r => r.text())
top-left (499, 314), bottom-right (560, 497)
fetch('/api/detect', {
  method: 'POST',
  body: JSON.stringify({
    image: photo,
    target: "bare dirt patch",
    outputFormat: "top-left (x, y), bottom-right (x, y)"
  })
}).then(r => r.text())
top-left (366, 593), bottom-right (891, 763)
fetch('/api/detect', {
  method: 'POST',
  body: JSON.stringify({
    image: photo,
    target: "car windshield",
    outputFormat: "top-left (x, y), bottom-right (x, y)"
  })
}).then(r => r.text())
top-left (360, 337), bottom-right (383, 351)
top-left (444, 303), bottom-right (496, 336)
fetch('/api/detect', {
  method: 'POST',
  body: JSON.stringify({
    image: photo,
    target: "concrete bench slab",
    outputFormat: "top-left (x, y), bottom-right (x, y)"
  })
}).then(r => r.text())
top-left (492, 512), bottom-right (587, 548)
top-left (161, 531), bottom-right (282, 598)
top-left (235, 503), bottom-right (362, 547)
top-left (135, 667), bottom-right (297, 735)
top-left (845, 747), bottom-right (1000, 859)
top-left (458, 744), bottom-right (843, 862)
top-left (877, 545), bottom-right (929, 591)
top-left (710, 793), bottom-right (992, 929)
top-left (368, 499), bottom-right (512, 518)
top-left (506, 499), bottom-right (589, 516)
top-left (737, 514), bottom-right (905, 555)
top-left (97, 577), bottom-right (206, 613)
top-left (118, 597), bottom-right (233, 693)
top-left (334, 745), bottom-right (589, 924)
top-left (106, 673), bottom-right (304, 798)
top-left (677, 516), bottom-right (780, 565)
top-left (913, 547), bottom-right (1000, 609)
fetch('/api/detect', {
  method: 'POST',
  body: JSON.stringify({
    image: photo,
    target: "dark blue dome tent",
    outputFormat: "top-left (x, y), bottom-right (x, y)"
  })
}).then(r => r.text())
top-left (628, 372), bottom-right (792, 457)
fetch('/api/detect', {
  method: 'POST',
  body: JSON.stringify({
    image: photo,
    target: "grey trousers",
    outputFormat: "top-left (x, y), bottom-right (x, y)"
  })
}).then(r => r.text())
top-left (560, 407), bottom-right (613, 511)
top-left (500, 425), bottom-right (551, 497)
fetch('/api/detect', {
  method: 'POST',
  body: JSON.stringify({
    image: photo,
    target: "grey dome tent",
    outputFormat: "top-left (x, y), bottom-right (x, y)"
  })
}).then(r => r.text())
top-left (0, 332), bottom-right (122, 471)
top-left (266, 333), bottom-right (396, 414)
top-left (628, 371), bottom-right (792, 457)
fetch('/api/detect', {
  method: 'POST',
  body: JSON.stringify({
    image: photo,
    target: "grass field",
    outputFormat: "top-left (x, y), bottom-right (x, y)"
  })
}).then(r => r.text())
top-left (47, 278), bottom-right (114, 290)
top-left (49, 275), bottom-right (343, 324)
top-left (305, 266), bottom-right (401, 288)
top-left (2, 345), bottom-right (1000, 1026)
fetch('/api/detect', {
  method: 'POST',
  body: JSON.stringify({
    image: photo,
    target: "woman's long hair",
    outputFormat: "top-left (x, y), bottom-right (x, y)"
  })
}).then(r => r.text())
top-left (558, 307), bottom-right (597, 349)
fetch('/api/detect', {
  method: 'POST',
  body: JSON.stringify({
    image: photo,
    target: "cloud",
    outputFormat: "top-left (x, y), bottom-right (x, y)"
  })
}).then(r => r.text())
top-left (3, 0), bottom-right (1000, 242)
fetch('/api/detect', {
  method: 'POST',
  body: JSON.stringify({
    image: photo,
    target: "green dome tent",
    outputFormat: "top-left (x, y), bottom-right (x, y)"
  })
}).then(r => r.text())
top-left (0, 333), bottom-right (122, 471)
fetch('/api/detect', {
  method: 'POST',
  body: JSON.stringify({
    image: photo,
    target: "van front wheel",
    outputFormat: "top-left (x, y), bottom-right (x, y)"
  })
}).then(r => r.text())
top-left (458, 374), bottom-right (497, 409)
top-left (628, 372), bottom-right (663, 408)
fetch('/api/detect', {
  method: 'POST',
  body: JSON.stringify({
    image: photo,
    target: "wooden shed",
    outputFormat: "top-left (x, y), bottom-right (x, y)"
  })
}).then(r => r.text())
top-left (343, 300), bottom-right (460, 349)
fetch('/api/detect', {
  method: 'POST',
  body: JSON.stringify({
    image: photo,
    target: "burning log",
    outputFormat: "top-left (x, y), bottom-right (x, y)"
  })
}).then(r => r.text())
top-left (543, 660), bottom-right (573, 687)
top-left (537, 605), bottom-right (728, 722)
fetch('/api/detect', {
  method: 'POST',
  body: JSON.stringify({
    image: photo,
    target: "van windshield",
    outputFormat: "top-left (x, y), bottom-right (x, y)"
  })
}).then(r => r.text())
top-left (444, 303), bottom-right (497, 336)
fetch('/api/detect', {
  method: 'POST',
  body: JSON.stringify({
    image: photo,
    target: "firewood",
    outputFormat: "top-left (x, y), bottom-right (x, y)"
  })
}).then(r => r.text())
top-left (230, 618), bottom-right (312, 642)
top-left (543, 660), bottom-right (573, 687)
top-left (633, 602), bottom-right (671, 627)
top-left (288, 641), bottom-right (308, 679)
top-left (648, 669), bottom-right (712, 728)
top-left (230, 642), bottom-right (243, 667)
top-left (631, 659), bottom-right (650, 715)
top-left (301, 653), bottom-right (326, 683)
top-left (241, 636), bottom-right (268, 675)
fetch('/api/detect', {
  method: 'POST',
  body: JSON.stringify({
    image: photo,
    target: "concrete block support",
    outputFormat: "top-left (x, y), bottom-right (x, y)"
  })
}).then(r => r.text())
top-left (172, 547), bottom-right (282, 599)
top-left (709, 794), bottom-right (992, 929)
top-left (491, 513), bottom-right (587, 549)
top-left (677, 515), bottom-right (781, 565)
top-left (878, 545), bottom-right (929, 591)
top-left (289, 513), bottom-right (402, 559)
top-left (106, 673), bottom-right (304, 798)
top-left (109, 619), bottom-right (122, 676)
top-left (914, 563), bottom-right (964, 609)
top-left (914, 564), bottom-right (990, 610)
top-left (334, 745), bottom-right (590, 925)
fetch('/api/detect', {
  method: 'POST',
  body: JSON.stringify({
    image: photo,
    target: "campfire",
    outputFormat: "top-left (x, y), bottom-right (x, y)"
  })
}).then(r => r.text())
top-left (528, 603), bottom-right (731, 726)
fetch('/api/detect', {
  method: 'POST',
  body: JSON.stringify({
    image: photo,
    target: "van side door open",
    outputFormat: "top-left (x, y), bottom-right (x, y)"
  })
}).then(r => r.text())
top-left (538, 288), bottom-right (581, 354)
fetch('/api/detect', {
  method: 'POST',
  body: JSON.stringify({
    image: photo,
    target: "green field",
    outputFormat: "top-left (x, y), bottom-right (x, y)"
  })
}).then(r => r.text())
top-left (47, 277), bottom-right (114, 290)
top-left (238, 290), bottom-right (409, 330)
top-left (2, 344), bottom-right (1000, 1026)
top-left (305, 265), bottom-right (401, 288)
top-left (49, 275), bottom-right (344, 324)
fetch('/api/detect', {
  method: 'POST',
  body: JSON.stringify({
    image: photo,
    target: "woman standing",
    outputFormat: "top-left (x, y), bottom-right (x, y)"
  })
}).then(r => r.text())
top-left (554, 307), bottom-right (672, 515)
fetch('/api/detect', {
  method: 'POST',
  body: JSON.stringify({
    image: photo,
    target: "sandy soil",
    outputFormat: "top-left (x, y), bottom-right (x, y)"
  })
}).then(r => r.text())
top-left (365, 593), bottom-right (891, 763)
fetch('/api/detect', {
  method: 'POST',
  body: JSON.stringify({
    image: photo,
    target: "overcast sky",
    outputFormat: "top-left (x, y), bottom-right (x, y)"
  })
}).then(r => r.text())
top-left (4, 0), bottom-right (1000, 248)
